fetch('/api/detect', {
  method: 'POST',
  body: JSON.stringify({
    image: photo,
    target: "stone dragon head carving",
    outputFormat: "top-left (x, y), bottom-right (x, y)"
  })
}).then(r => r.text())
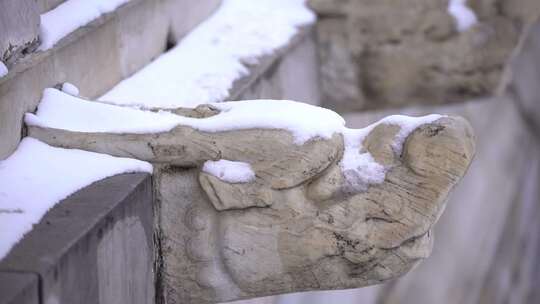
top-left (25, 89), bottom-right (475, 303)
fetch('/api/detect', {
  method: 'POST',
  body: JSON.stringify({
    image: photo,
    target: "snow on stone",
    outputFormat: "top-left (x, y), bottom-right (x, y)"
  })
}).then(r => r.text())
top-left (26, 89), bottom-right (443, 192)
top-left (340, 114), bottom-right (442, 191)
top-left (39, 0), bottom-right (131, 50)
top-left (25, 88), bottom-right (184, 134)
top-left (0, 137), bottom-right (152, 260)
top-left (448, 0), bottom-right (478, 32)
top-left (26, 89), bottom-right (345, 144)
top-left (61, 82), bottom-right (80, 96)
top-left (0, 61), bottom-right (7, 78)
top-left (203, 160), bottom-right (256, 183)
top-left (207, 100), bottom-right (344, 144)
top-left (99, 0), bottom-right (315, 108)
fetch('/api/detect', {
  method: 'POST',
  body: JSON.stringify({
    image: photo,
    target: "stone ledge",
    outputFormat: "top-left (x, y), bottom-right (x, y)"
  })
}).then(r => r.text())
top-left (0, 173), bottom-right (153, 304)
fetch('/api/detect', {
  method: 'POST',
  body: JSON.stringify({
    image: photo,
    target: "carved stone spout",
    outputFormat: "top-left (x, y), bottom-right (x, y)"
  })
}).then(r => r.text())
top-left (25, 89), bottom-right (475, 303)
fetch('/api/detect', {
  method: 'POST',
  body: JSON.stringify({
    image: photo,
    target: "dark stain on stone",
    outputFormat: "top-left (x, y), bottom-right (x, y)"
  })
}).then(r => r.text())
top-left (424, 125), bottom-right (445, 137)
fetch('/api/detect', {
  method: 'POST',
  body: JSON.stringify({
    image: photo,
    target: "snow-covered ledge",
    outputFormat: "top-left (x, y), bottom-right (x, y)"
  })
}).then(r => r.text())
top-left (23, 88), bottom-right (475, 303)
top-left (0, 137), bottom-right (152, 260)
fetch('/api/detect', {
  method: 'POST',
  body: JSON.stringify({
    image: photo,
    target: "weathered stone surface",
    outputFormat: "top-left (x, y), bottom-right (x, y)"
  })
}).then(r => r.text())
top-left (310, 0), bottom-right (526, 112)
top-left (29, 125), bottom-right (342, 190)
top-left (156, 116), bottom-right (473, 303)
top-left (0, 272), bottom-right (39, 304)
top-left (0, 0), bottom-right (39, 65)
top-left (0, 173), bottom-right (154, 304)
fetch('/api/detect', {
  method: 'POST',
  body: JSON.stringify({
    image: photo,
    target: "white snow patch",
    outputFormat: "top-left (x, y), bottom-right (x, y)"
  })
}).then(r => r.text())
top-left (26, 89), bottom-right (443, 193)
top-left (26, 89), bottom-right (344, 144)
top-left (208, 100), bottom-right (344, 144)
top-left (0, 137), bottom-right (152, 260)
top-left (39, 0), bottom-right (131, 50)
top-left (0, 61), bottom-right (7, 78)
top-left (448, 0), bottom-right (478, 32)
top-left (340, 114), bottom-right (443, 192)
top-left (61, 82), bottom-right (79, 96)
top-left (203, 160), bottom-right (255, 183)
top-left (99, 0), bottom-right (315, 108)
top-left (25, 88), bottom-right (183, 134)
